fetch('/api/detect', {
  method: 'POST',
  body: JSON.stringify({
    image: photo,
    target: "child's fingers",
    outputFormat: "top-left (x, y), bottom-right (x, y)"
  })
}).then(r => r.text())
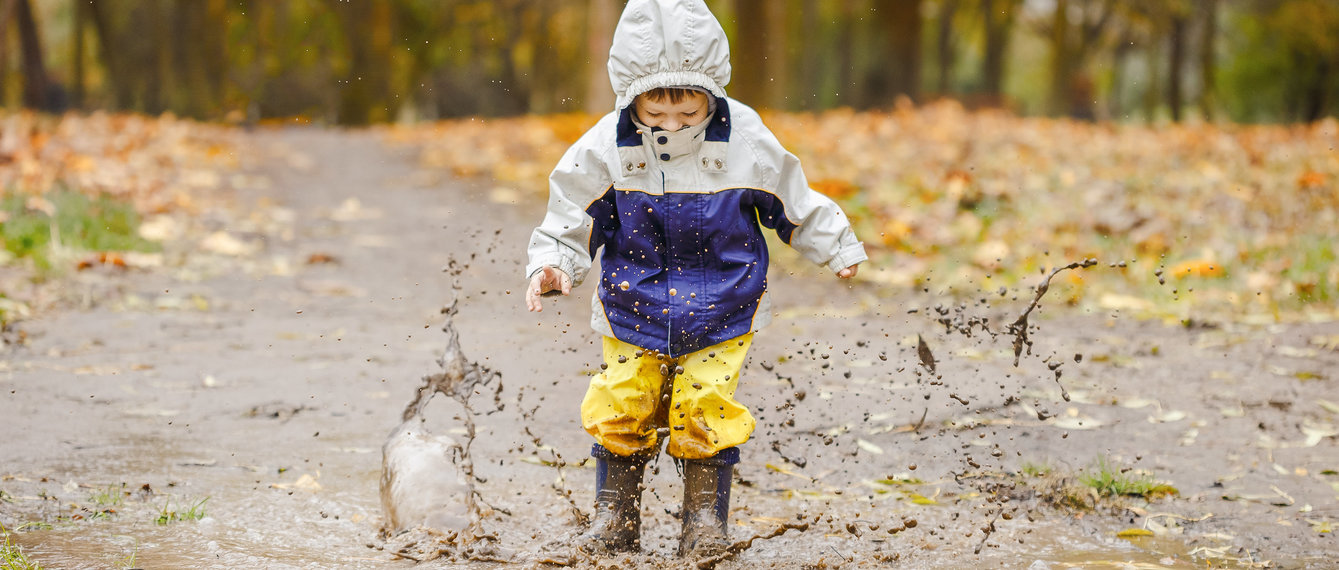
top-left (526, 273), bottom-right (547, 312)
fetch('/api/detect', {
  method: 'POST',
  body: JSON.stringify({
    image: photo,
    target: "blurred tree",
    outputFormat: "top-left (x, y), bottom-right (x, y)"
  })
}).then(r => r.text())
top-left (1166, 0), bottom-right (1191, 121)
top-left (0, 0), bottom-right (14, 104)
top-left (763, 0), bottom-right (791, 109)
top-left (167, 1), bottom-right (227, 118)
top-left (1273, 0), bottom-right (1339, 121)
top-left (795, 0), bottom-right (824, 110)
top-left (584, 0), bottom-right (618, 114)
top-left (980, 0), bottom-right (1019, 107)
top-left (866, 0), bottom-right (922, 106)
top-left (731, 0), bottom-right (767, 107)
top-left (1041, 0), bottom-right (1116, 119)
top-left (935, 0), bottom-right (959, 96)
top-left (70, 0), bottom-right (84, 108)
top-left (1167, 1), bottom-right (1189, 120)
top-left (1, 0), bottom-right (1333, 123)
top-left (834, 0), bottom-right (857, 108)
top-left (329, 0), bottom-right (396, 124)
top-left (15, 0), bottom-right (60, 111)
top-left (1197, 0), bottom-right (1218, 120)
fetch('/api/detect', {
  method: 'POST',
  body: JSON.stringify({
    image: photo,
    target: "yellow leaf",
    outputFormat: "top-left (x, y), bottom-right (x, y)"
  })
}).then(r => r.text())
top-left (1116, 528), bottom-right (1155, 539)
top-left (909, 493), bottom-right (938, 506)
top-left (1169, 259), bottom-right (1224, 279)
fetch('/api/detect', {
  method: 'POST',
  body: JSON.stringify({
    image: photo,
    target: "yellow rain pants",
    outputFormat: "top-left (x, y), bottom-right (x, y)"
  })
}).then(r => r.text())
top-left (581, 334), bottom-right (757, 460)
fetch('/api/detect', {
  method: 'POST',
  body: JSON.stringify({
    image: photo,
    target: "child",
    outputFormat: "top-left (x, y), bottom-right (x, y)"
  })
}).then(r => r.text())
top-left (524, 0), bottom-right (866, 557)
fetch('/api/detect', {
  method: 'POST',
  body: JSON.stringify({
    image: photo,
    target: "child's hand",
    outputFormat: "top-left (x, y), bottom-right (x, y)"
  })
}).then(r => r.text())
top-left (526, 266), bottom-right (572, 312)
top-left (837, 264), bottom-right (859, 279)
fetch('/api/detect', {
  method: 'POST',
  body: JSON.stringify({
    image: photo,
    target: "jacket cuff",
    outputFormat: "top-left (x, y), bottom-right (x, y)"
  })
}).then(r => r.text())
top-left (826, 241), bottom-right (869, 274)
top-left (526, 255), bottom-right (583, 286)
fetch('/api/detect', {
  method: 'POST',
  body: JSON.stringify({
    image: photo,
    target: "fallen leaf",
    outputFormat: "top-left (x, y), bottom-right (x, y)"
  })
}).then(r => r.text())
top-left (1148, 410), bottom-right (1187, 423)
top-left (1116, 528), bottom-right (1155, 538)
top-left (200, 231), bottom-right (254, 256)
top-left (305, 252), bottom-right (339, 265)
top-left (1169, 259), bottom-right (1224, 279)
top-left (856, 439), bottom-right (885, 455)
top-left (1300, 421), bottom-right (1338, 447)
top-left (272, 473), bottom-right (322, 492)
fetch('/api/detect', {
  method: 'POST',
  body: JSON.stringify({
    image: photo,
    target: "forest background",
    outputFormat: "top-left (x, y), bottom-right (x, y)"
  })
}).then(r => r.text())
top-left (5, 0), bottom-right (1338, 124)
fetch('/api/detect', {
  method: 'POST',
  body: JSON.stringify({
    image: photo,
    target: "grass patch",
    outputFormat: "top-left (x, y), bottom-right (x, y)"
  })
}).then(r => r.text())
top-left (113, 542), bottom-right (138, 570)
top-left (0, 524), bottom-right (43, 570)
top-left (1079, 456), bottom-right (1179, 500)
top-left (0, 189), bottom-right (159, 273)
top-left (1019, 461), bottom-right (1053, 478)
top-left (1004, 457), bottom-right (1178, 512)
top-left (155, 496), bottom-right (208, 525)
top-left (88, 483), bottom-right (125, 508)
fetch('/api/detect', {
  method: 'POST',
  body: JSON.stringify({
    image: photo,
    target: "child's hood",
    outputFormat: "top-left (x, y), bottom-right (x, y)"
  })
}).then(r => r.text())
top-left (607, 0), bottom-right (731, 112)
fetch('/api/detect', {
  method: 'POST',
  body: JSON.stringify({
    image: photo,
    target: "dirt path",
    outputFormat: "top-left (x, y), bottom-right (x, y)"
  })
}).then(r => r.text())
top-left (2, 128), bottom-right (1336, 569)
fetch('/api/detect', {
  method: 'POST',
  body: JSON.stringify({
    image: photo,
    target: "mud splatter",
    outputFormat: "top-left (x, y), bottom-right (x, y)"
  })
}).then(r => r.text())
top-left (518, 386), bottom-right (587, 525)
top-left (916, 334), bottom-right (936, 375)
top-left (694, 520), bottom-right (811, 569)
top-left (1003, 258), bottom-right (1097, 401)
top-left (379, 288), bottom-right (507, 564)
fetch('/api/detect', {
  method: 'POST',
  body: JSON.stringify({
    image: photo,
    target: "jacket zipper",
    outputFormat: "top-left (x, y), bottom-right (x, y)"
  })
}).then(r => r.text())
top-left (661, 169), bottom-right (672, 352)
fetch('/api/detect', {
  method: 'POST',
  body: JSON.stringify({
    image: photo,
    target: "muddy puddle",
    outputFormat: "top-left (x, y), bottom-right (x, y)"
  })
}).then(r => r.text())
top-left (5, 260), bottom-right (1281, 569)
top-left (4, 130), bottom-right (1335, 569)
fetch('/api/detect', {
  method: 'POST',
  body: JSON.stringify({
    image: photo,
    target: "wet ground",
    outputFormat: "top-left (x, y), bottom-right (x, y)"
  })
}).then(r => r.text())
top-left (2, 129), bottom-right (1337, 569)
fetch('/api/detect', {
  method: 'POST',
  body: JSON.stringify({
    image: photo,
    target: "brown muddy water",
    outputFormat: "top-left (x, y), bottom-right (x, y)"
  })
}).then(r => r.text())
top-left (3, 130), bottom-right (1336, 569)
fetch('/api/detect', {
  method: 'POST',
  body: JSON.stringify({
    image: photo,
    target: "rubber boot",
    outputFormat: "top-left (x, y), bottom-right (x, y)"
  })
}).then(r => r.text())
top-left (573, 444), bottom-right (648, 554)
top-left (678, 447), bottom-right (739, 557)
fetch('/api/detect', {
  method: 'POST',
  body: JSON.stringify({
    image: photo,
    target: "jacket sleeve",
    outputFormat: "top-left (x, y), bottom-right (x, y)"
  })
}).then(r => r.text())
top-left (525, 139), bottom-right (613, 287)
top-left (766, 148), bottom-right (869, 273)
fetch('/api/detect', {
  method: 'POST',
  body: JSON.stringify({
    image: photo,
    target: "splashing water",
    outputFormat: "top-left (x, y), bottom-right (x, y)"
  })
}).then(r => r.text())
top-left (379, 296), bottom-right (504, 562)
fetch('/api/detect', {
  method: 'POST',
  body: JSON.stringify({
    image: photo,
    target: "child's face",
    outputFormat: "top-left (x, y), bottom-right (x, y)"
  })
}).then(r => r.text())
top-left (634, 91), bottom-right (709, 132)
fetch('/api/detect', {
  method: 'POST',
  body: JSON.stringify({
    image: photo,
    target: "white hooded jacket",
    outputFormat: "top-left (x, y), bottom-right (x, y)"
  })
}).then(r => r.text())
top-left (526, 0), bottom-right (867, 356)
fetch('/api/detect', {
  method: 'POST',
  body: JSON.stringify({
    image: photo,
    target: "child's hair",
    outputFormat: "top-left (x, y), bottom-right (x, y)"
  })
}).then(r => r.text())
top-left (638, 87), bottom-right (702, 104)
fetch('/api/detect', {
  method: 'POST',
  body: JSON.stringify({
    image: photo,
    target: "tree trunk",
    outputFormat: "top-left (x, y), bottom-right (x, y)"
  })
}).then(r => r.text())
top-left (585, 0), bottom-right (618, 113)
top-left (15, 0), bottom-right (56, 110)
top-left (732, 0), bottom-right (767, 107)
top-left (332, 0), bottom-right (396, 124)
top-left (170, 1), bottom-right (217, 118)
top-left (1108, 30), bottom-right (1133, 120)
top-left (1047, 0), bottom-right (1111, 119)
top-left (0, 0), bottom-right (16, 107)
top-left (1143, 38), bottom-right (1162, 122)
top-left (797, 0), bottom-right (822, 110)
top-left (763, 0), bottom-right (791, 109)
top-left (88, 0), bottom-right (133, 109)
top-left (494, 2), bottom-right (530, 116)
top-left (878, 0), bottom-right (922, 105)
top-left (1302, 57), bottom-right (1329, 122)
top-left (71, 0), bottom-right (85, 109)
top-left (936, 0), bottom-right (959, 96)
top-left (835, 0), bottom-right (856, 108)
top-left (1047, 0), bottom-right (1071, 116)
top-left (1197, 0), bottom-right (1217, 120)
top-left (143, 0), bottom-right (166, 114)
top-left (1167, 14), bottom-right (1187, 122)
top-left (980, 0), bottom-right (1016, 107)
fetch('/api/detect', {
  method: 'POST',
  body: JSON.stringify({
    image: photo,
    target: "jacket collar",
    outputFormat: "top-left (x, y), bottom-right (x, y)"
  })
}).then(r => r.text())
top-left (616, 99), bottom-right (732, 179)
